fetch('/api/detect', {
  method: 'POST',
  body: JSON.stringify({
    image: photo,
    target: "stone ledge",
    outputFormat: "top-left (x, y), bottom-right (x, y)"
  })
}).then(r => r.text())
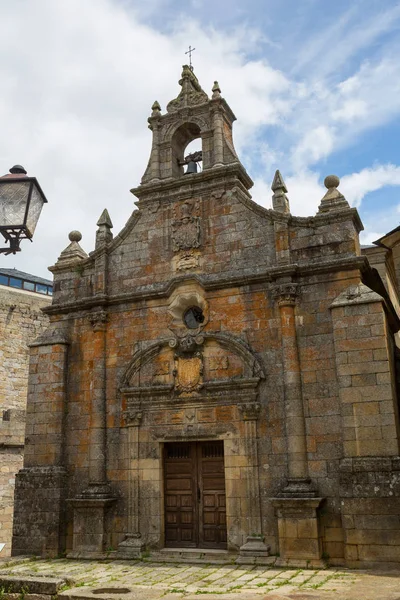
top-left (0, 575), bottom-right (71, 595)
top-left (340, 457), bottom-right (400, 472)
top-left (44, 255), bottom-right (368, 314)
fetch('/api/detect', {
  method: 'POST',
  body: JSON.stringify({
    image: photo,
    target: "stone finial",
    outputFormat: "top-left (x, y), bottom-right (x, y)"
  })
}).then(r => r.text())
top-left (271, 170), bottom-right (290, 214)
top-left (212, 81), bottom-right (221, 99)
top-left (317, 173), bottom-right (350, 214)
top-left (166, 65), bottom-right (208, 113)
top-left (96, 209), bottom-right (113, 229)
top-left (271, 170), bottom-right (288, 194)
top-left (56, 231), bottom-right (88, 265)
top-left (151, 101), bottom-right (161, 117)
top-left (96, 209), bottom-right (113, 248)
top-left (69, 230), bottom-right (82, 242)
top-left (324, 174), bottom-right (340, 189)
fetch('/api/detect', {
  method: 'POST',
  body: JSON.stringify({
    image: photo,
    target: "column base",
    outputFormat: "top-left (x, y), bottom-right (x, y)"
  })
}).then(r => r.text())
top-left (236, 535), bottom-right (271, 564)
top-left (271, 497), bottom-right (324, 565)
top-left (68, 485), bottom-right (116, 557)
top-left (280, 478), bottom-right (317, 498)
top-left (117, 533), bottom-right (145, 559)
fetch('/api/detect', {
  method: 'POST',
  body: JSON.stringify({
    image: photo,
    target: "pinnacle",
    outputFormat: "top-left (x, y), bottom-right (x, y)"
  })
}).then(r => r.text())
top-left (97, 209), bottom-right (113, 229)
top-left (271, 170), bottom-right (288, 194)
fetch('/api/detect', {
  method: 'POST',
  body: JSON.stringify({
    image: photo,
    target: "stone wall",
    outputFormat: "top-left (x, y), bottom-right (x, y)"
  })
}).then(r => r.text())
top-left (0, 285), bottom-right (50, 556)
top-left (340, 457), bottom-right (400, 567)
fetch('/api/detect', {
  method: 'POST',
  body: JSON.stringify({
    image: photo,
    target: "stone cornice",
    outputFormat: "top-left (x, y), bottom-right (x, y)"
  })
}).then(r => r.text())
top-left (131, 163), bottom-right (254, 200)
top-left (290, 207), bottom-right (363, 233)
top-left (43, 255), bottom-right (369, 316)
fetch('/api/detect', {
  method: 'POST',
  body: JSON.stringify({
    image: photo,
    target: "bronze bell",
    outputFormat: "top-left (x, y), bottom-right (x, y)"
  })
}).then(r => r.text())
top-left (185, 160), bottom-right (198, 174)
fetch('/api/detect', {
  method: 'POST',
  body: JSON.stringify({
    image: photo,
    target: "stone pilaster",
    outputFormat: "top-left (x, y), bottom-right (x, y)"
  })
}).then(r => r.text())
top-left (68, 309), bottom-right (115, 557)
top-left (86, 309), bottom-right (110, 490)
top-left (237, 402), bottom-right (270, 563)
top-left (271, 282), bottom-right (324, 566)
top-left (117, 407), bottom-right (145, 558)
top-left (211, 101), bottom-right (224, 167)
top-left (275, 283), bottom-right (311, 491)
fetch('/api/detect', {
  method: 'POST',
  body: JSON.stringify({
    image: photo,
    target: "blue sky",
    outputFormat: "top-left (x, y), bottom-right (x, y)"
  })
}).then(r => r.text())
top-left (0, 0), bottom-right (400, 277)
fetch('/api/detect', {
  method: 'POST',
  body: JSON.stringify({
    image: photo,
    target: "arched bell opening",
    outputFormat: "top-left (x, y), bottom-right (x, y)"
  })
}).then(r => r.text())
top-left (171, 122), bottom-right (202, 178)
top-left (183, 139), bottom-right (203, 174)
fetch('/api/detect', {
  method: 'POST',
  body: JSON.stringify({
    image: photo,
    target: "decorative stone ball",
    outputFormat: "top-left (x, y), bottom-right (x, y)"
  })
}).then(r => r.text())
top-left (324, 174), bottom-right (340, 189)
top-left (69, 230), bottom-right (82, 243)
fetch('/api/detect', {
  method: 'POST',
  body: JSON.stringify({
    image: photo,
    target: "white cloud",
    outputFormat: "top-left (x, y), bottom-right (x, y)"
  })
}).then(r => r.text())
top-left (332, 99), bottom-right (368, 122)
top-left (291, 125), bottom-right (335, 171)
top-left (252, 170), bottom-right (325, 217)
top-left (341, 164), bottom-right (400, 207)
top-left (293, 4), bottom-right (400, 80)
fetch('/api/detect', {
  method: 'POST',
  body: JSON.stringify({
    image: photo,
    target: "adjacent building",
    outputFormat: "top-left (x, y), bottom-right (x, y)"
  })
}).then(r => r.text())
top-left (0, 268), bottom-right (51, 556)
top-left (11, 67), bottom-right (400, 568)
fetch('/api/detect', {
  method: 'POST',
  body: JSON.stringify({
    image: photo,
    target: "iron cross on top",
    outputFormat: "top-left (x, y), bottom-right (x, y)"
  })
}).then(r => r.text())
top-left (185, 45), bottom-right (196, 70)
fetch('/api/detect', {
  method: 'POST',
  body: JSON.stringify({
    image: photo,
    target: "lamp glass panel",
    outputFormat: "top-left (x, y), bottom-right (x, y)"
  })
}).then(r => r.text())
top-left (26, 184), bottom-right (45, 236)
top-left (0, 181), bottom-right (30, 227)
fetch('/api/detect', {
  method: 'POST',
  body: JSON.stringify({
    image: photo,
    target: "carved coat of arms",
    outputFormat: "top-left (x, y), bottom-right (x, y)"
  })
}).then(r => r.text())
top-left (174, 355), bottom-right (203, 394)
top-left (170, 335), bottom-right (204, 395)
top-left (172, 201), bottom-right (201, 252)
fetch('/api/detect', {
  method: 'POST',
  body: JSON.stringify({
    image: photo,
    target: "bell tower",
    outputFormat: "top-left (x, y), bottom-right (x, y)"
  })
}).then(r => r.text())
top-left (139, 65), bottom-right (252, 189)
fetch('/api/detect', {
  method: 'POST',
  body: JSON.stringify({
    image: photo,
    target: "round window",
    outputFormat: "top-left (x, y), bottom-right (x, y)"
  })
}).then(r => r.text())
top-left (183, 306), bottom-right (204, 329)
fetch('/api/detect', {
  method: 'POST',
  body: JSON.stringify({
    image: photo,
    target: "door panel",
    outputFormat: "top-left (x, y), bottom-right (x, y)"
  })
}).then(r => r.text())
top-left (164, 441), bottom-right (227, 549)
top-left (198, 442), bottom-right (227, 548)
top-left (164, 443), bottom-right (197, 547)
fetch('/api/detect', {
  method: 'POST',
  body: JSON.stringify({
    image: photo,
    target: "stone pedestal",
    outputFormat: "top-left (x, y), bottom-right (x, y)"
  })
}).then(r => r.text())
top-left (271, 497), bottom-right (324, 567)
top-left (68, 491), bottom-right (116, 558)
top-left (117, 533), bottom-right (145, 559)
top-left (12, 466), bottom-right (67, 557)
top-left (237, 535), bottom-right (271, 565)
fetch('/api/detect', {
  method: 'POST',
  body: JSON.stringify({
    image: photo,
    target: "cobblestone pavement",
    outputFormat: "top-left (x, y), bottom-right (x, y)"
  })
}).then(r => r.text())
top-left (0, 558), bottom-right (399, 599)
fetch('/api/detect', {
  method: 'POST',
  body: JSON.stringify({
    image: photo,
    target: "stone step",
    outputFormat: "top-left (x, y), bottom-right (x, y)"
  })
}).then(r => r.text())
top-left (148, 547), bottom-right (236, 564)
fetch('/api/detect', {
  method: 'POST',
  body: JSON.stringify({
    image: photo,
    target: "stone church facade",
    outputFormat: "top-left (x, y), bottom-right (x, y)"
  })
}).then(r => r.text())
top-left (12, 66), bottom-right (400, 568)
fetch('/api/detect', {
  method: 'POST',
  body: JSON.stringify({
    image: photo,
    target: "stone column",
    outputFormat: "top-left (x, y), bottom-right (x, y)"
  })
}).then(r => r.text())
top-left (237, 402), bottom-right (270, 563)
top-left (118, 407), bottom-right (145, 558)
top-left (271, 282), bottom-right (323, 566)
top-left (68, 309), bottom-right (115, 558)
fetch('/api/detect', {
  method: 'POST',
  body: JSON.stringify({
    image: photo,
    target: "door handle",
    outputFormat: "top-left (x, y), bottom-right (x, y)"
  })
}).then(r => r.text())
top-left (198, 487), bottom-right (201, 502)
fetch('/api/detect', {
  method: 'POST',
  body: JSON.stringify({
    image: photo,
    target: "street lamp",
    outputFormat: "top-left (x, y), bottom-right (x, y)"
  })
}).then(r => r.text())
top-left (0, 165), bottom-right (48, 255)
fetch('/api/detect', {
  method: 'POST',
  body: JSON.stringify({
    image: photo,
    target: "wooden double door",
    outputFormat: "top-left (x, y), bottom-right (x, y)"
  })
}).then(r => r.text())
top-left (164, 441), bottom-right (227, 549)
